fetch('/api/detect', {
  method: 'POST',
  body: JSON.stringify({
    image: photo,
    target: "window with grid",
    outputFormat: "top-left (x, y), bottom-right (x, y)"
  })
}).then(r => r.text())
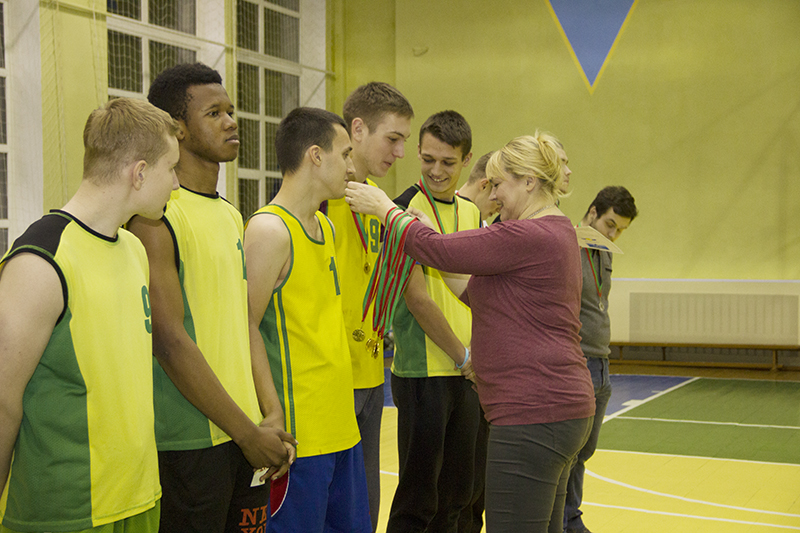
top-left (236, 0), bottom-right (301, 219)
top-left (0, 1), bottom-right (9, 253)
top-left (107, 0), bottom-right (199, 98)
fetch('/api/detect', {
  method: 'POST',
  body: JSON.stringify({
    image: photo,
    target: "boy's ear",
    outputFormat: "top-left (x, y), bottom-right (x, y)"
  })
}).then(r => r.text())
top-left (131, 160), bottom-right (147, 191)
top-left (350, 118), bottom-right (365, 143)
top-left (308, 145), bottom-right (323, 167)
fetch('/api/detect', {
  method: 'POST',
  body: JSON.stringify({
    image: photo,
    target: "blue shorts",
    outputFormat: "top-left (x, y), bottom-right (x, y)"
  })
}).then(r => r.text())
top-left (267, 443), bottom-right (371, 533)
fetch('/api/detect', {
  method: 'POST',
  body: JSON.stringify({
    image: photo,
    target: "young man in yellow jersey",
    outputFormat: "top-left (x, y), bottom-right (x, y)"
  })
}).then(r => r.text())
top-left (244, 107), bottom-right (370, 532)
top-left (387, 111), bottom-right (482, 533)
top-left (128, 63), bottom-right (295, 533)
top-left (0, 98), bottom-right (178, 532)
top-left (321, 82), bottom-right (413, 532)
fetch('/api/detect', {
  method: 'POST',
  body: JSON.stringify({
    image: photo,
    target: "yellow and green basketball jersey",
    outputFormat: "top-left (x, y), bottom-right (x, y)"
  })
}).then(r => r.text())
top-left (249, 205), bottom-right (360, 458)
top-left (392, 186), bottom-right (480, 377)
top-left (0, 211), bottom-right (160, 531)
top-left (155, 187), bottom-right (261, 451)
top-left (324, 178), bottom-right (384, 389)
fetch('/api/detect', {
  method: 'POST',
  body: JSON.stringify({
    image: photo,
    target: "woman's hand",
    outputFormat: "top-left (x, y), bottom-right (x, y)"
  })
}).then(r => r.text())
top-left (345, 181), bottom-right (397, 223)
top-left (406, 207), bottom-right (436, 230)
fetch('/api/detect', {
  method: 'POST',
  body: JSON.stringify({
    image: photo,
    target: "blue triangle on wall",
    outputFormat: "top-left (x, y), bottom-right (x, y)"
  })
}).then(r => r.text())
top-left (549, 0), bottom-right (635, 86)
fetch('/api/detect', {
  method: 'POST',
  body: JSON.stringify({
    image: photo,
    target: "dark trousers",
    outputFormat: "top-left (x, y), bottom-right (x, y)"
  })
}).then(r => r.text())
top-left (355, 383), bottom-right (385, 532)
top-left (564, 357), bottom-right (612, 531)
top-left (158, 440), bottom-right (270, 533)
top-left (485, 417), bottom-right (593, 533)
top-left (457, 406), bottom-right (489, 533)
top-left (387, 375), bottom-right (481, 533)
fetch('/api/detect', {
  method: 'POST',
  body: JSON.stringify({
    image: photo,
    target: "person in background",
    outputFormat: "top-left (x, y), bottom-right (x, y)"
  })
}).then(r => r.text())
top-left (457, 150), bottom-right (498, 224)
top-left (564, 186), bottom-right (638, 533)
top-left (454, 149), bottom-right (496, 533)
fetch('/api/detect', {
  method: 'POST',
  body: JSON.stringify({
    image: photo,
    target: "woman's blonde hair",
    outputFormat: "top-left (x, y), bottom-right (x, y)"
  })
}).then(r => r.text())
top-left (486, 131), bottom-right (567, 204)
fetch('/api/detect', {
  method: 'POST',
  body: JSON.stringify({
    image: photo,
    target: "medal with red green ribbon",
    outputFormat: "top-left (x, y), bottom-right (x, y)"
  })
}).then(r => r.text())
top-left (585, 248), bottom-right (605, 311)
top-left (362, 207), bottom-right (418, 338)
top-left (351, 211), bottom-right (368, 252)
top-left (417, 177), bottom-right (458, 234)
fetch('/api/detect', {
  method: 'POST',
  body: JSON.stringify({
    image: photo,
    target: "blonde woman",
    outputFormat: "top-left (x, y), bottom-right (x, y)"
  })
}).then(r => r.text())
top-left (345, 133), bottom-right (595, 533)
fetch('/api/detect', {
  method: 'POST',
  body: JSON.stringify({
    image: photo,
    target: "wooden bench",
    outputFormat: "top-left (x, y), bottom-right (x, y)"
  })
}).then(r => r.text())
top-left (609, 341), bottom-right (800, 372)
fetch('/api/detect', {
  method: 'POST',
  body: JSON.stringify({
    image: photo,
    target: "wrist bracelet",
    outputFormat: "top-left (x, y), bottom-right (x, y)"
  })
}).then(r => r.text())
top-left (456, 347), bottom-right (470, 369)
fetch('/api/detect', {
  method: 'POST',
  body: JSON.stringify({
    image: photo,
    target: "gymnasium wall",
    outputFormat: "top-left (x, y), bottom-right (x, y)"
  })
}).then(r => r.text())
top-left (330, 0), bottom-right (800, 345)
top-left (348, 0), bottom-right (800, 280)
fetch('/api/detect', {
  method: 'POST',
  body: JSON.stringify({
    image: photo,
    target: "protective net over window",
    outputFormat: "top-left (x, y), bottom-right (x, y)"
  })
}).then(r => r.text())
top-left (107, 1), bottom-right (198, 97)
top-left (149, 0), bottom-right (197, 34)
top-left (108, 30), bottom-right (143, 93)
top-left (236, 0), bottom-right (304, 218)
top-left (0, 153), bottom-right (7, 221)
top-left (107, 0), bottom-right (140, 20)
top-left (0, 3), bottom-right (5, 69)
top-left (150, 41), bottom-right (197, 84)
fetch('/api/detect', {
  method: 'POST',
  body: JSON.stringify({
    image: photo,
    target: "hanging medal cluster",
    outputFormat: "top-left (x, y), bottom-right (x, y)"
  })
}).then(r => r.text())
top-left (351, 210), bottom-right (381, 357)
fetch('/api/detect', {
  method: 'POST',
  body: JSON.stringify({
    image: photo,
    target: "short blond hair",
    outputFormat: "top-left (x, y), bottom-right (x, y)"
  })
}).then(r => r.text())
top-left (486, 131), bottom-right (567, 204)
top-left (83, 97), bottom-right (179, 183)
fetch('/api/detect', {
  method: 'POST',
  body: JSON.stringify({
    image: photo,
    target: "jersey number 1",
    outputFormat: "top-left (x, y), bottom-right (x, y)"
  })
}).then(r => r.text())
top-left (329, 257), bottom-right (341, 296)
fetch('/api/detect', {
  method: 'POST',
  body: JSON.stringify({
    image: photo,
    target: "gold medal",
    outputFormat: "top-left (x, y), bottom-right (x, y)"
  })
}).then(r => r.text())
top-left (372, 341), bottom-right (380, 358)
top-left (353, 329), bottom-right (366, 342)
top-left (365, 338), bottom-right (375, 352)
top-left (363, 262), bottom-right (370, 274)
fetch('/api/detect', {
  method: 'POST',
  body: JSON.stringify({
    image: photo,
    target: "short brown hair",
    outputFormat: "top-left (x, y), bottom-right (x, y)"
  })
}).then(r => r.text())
top-left (467, 151), bottom-right (494, 184)
top-left (83, 98), bottom-right (179, 183)
top-left (343, 82), bottom-right (414, 134)
top-left (419, 110), bottom-right (472, 160)
top-left (275, 107), bottom-right (348, 176)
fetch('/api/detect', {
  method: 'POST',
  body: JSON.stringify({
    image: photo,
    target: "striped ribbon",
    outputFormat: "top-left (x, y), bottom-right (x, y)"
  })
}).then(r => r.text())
top-left (417, 177), bottom-right (458, 234)
top-left (362, 207), bottom-right (418, 337)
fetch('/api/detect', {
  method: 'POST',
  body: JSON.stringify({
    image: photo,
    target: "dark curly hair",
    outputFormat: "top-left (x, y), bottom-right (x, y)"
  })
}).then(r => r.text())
top-left (148, 63), bottom-right (222, 121)
top-left (586, 186), bottom-right (639, 220)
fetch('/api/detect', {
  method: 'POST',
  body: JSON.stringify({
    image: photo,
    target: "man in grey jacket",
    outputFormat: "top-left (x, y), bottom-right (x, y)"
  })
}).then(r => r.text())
top-left (564, 186), bottom-right (638, 533)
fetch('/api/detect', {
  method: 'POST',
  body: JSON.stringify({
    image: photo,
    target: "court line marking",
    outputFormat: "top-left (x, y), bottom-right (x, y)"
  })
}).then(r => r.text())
top-left (586, 468), bottom-right (800, 518)
top-left (596, 448), bottom-right (800, 468)
top-left (581, 502), bottom-right (800, 530)
top-left (604, 376), bottom-right (698, 421)
top-left (380, 470), bottom-right (399, 476)
top-left (612, 416), bottom-right (800, 431)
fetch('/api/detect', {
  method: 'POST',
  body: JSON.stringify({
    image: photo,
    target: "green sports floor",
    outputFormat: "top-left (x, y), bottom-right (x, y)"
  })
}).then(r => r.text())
top-left (377, 366), bottom-right (800, 532)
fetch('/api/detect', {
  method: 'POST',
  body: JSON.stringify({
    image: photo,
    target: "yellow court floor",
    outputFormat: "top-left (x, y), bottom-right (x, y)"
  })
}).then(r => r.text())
top-left (375, 367), bottom-right (800, 532)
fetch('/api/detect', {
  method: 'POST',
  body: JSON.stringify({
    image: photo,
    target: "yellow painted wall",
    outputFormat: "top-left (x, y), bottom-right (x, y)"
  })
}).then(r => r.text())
top-left (327, 0), bottom-right (405, 195)
top-left (334, 0), bottom-right (800, 280)
top-left (39, 0), bottom-right (108, 210)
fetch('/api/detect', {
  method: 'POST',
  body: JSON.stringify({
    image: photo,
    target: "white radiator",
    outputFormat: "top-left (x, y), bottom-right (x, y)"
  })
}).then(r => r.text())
top-left (628, 293), bottom-right (799, 345)
top-left (608, 280), bottom-right (800, 346)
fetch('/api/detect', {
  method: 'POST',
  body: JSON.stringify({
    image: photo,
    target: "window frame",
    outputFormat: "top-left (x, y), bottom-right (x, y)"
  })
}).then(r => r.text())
top-left (0, 0), bottom-right (10, 253)
top-left (236, 0), bottom-right (304, 216)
